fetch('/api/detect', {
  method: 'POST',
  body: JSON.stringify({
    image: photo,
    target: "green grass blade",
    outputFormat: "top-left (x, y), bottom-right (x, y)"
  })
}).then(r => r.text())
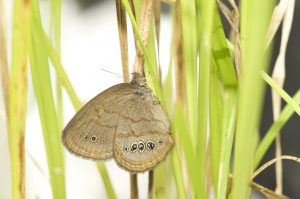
top-left (209, 61), bottom-right (224, 192)
top-left (30, 0), bottom-right (66, 198)
top-left (180, 0), bottom-right (198, 148)
top-left (211, 10), bottom-right (238, 86)
top-left (207, 8), bottom-right (238, 194)
top-left (171, 149), bottom-right (187, 199)
top-left (50, 0), bottom-right (61, 51)
top-left (97, 164), bottom-right (117, 199)
top-left (121, 0), bottom-right (163, 102)
top-left (45, 37), bottom-right (82, 111)
top-left (145, 26), bottom-right (159, 86)
top-left (254, 90), bottom-right (300, 167)
top-left (261, 71), bottom-right (300, 115)
top-left (162, 56), bottom-right (173, 112)
top-left (45, 33), bottom-right (116, 199)
top-left (231, 0), bottom-right (275, 198)
top-left (217, 88), bottom-right (237, 199)
top-left (9, 0), bottom-right (30, 198)
top-left (56, 77), bottom-right (63, 129)
top-left (153, 160), bottom-right (173, 199)
top-left (49, 0), bottom-right (63, 130)
top-left (196, 1), bottom-right (216, 198)
top-left (173, 103), bottom-right (200, 198)
top-left (44, 23), bottom-right (116, 199)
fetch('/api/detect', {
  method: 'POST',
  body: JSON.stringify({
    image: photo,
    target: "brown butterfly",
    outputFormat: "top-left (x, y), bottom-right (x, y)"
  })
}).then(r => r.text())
top-left (62, 73), bottom-right (173, 172)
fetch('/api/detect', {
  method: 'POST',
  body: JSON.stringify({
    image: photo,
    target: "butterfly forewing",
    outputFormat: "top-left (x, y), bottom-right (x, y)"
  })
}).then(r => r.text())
top-left (62, 83), bottom-right (134, 160)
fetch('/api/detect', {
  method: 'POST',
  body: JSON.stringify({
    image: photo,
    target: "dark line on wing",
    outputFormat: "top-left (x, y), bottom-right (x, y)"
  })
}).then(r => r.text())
top-left (115, 131), bottom-right (171, 138)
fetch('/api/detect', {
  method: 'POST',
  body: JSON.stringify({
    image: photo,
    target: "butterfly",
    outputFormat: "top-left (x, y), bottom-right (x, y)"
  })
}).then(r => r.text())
top-left (62, 73), bottom-right (173, 172)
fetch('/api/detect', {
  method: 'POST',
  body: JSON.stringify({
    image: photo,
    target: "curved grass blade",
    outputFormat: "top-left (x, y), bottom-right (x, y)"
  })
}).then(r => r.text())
top-left (261, 71), bottom-right (300, 116)
top-left (255, 90), bottom-right (300, 167)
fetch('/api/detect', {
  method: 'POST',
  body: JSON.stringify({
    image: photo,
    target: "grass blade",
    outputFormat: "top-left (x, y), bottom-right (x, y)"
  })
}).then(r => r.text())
top-left (217, 88), bottom-right (237, 199)
top-left (211, 9), bottom-right (238, 86)
top-left (172, 103), bottom-right (200, 198)
top-left (231, 0), bottom-right (275, 198)
top-left (261, 71), bottom-right (300, 116)
top-left (196, 1), bottom-right (217, 197)
top-left (180, 0), bottom-right (197, 148)
top-left (44, 22), bottom-right (116, 199)
top-left (208, 8), bottom-right (238, 193)
top-left (45, 30), bottom-right (117, 199)
top-left (121, 0), bottom-right (162, 101)
top-left (255, 90), bottom-right (300, 167)
top-left (30, 0), bottom-right (66, 198)
top-left (0, 0), bottom-right (9, 115)
top-left (209, 61), bottom-right (223, 191)
top-left (45, 37), bottom-right (82, 111)
top-left (8, 0), bottom-right (30, 198)
top-left (50, 0), bottom-right (63, 130)
top-left (97, 164), bottom-right (117, 199)
top-left (171, 149), bottom-right (187, 199)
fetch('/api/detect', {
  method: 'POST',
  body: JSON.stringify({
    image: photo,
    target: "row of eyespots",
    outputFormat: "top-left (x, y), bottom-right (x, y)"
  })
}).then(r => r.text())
top-left (123, 139), bottom-right (163, 153)
top-left (83, 134), bottom-right (105, 143)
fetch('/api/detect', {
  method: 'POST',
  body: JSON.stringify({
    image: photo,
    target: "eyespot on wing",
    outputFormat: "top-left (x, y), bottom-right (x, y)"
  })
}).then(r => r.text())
top-left (113, 132), bottom-right (173, 172)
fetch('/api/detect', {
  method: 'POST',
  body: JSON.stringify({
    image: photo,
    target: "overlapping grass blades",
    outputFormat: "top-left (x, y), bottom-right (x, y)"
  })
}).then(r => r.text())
top-left (29, 0), bottom-right (116, 198)
top-left (123, 1), bottom-right (239, 198)
top-left (45, 12), bottom-right (116, 199)
top-left (49, 0), bottom-right (63, 130)
top-left (45, 17), bottom-right (117, 199)
top-left (209, 8), bottom-right (238, 198)
top-left (231, 0), bottom-right (276, 198)
top-left (29, 0), bottom-right (65, 198)
top-left (196, 1), bottom-right (216, 198)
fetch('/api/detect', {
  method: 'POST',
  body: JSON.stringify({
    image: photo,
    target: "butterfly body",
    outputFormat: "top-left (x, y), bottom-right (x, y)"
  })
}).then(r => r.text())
top-left (62, 73), bottom-right (173, 172)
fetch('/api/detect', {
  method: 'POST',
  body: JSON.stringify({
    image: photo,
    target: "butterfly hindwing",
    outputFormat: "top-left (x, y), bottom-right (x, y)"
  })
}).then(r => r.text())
top-left (113, 87), bottom-right (173, 172)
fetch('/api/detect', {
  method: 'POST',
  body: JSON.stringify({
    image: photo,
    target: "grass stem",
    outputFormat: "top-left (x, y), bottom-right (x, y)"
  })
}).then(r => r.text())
top-left (130, 174), bottom-right (139, 199)
top-left (148, 171), bottom-right (154, 199)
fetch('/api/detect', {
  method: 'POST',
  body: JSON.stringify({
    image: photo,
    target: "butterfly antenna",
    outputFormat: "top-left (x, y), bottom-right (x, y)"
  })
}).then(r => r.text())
top-left (100, 68), bottom-right (123, 79)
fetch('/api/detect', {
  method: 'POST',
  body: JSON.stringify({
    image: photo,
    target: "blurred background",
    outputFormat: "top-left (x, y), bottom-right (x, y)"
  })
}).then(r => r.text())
top-left (0, 0), bottom-right (299, 198)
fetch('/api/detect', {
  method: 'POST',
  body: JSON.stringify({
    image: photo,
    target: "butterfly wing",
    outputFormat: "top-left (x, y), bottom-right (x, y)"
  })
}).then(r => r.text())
top-left (113, 86), bottom-right (173, 172)
top-left (62, 83), bottom-right (134, 160)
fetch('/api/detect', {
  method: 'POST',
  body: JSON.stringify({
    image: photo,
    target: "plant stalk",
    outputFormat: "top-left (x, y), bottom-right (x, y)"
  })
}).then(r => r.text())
top-left (130, 174), bottom-right (139, 199)
top-left (148, 171), bottom-right (154, 199)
